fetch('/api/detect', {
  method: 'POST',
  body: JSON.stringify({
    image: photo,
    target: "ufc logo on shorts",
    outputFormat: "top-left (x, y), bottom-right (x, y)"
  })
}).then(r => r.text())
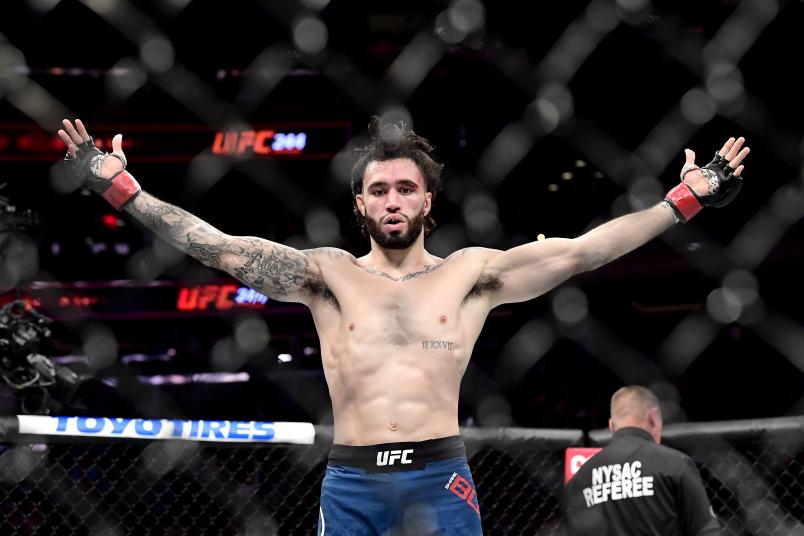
top-left (376, 449), bottom-right (414, 466)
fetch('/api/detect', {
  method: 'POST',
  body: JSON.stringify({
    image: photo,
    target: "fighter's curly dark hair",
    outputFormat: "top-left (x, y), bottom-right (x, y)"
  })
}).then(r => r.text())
top-left (350, 116), bottom-right (444, 237)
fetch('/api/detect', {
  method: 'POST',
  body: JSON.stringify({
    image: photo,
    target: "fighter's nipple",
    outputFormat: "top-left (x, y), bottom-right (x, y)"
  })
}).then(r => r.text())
top-left (348, 323), bottom-right (355, 331)
top-left (387, 420), bottom-right (398, 431)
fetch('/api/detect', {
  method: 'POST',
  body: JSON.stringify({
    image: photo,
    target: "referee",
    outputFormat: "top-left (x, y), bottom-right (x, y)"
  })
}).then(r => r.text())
top-left (562, 386), bottom-right (720, 536)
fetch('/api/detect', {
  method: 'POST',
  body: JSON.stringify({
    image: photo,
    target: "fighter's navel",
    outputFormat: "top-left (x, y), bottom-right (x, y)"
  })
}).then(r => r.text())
top-left (439, 315), bottom-right (447, 324)
top-left (387, 420), bottom-right (398, 431)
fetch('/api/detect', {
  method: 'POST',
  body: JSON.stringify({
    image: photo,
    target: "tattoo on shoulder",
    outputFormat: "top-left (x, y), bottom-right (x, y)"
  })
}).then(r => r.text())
top-left (233, 247), bottom-right (310, 296)
top-left (230, 245), bottom-right (339, 307)
top-left (363, 263), bottom-right (443, 282)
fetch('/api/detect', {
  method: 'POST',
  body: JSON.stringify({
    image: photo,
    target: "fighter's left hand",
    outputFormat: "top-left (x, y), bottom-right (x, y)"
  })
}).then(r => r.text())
top-left (681, 136), bottom-right (749, 206)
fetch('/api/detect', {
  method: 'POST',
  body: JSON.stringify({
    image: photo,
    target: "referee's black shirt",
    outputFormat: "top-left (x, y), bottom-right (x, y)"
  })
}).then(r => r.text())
top-left (563, 427), bottom-right (720, 536)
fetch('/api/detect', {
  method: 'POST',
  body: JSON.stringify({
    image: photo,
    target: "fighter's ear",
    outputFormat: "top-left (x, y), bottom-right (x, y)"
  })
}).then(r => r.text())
top-left (424, 191), bottom-right (432, 216)
top-left (355, 194), bottom-right (366, 216)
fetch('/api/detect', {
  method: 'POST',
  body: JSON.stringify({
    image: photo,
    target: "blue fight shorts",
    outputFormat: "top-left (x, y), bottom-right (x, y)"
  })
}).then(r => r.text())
top-left (317, 435), bottom-right (482, 535)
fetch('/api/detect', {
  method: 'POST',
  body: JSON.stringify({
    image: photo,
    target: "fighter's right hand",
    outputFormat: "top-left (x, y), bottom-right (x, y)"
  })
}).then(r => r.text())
top-left (57, 119), bottom-right (141, 210)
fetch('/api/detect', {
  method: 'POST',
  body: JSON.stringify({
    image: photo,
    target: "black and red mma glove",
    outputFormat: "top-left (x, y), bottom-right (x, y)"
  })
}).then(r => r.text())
top-left (664, 153), bottom-right (743, 223)
top-left (63, 137), bottom-right (141, 210)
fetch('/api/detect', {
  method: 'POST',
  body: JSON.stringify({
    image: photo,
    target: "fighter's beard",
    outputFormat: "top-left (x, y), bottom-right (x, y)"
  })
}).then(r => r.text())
top-left (364, 207), bottom-right (425, 250)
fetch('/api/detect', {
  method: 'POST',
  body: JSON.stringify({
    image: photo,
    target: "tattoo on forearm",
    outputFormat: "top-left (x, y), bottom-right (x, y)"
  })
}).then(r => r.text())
top-left (127, 196), bottom-right (186, 232)
top-left (364, 263), bottom-right (442, 282)
top-left (125, 193), bottom-right (326, 299)
top-left (422, 340), bottom-right (454, 350)
top-left (126, 195), bottom-right (227, 267)
top-left (185, 234), bottom-right (221, 267)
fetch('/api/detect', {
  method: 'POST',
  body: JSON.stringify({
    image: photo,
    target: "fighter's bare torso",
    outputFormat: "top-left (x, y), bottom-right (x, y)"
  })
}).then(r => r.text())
top-left (57, 118), bottom-right (746, 450)
top-left (117, 155), bottom-right (678, 447)
top-left (303, 247), bottom-right (501, 445)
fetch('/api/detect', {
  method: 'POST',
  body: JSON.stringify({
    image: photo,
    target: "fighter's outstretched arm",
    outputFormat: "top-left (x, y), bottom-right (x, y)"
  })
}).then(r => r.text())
top-left (123, 192), bottom-right (321, 303)
top-left (483, 137), bottom-right (749, 307)
top-left (58, 119), bottom-right (322, 304)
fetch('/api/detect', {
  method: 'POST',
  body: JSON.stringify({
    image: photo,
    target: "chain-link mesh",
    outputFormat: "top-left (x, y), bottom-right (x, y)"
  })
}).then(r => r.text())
top-left (2, 422), bottom-right (803, 535)
top-left (0, 0), bottom-right (800, 441)
top-left (699, 438), bottom-right (804, 535)
top-left (464, 430), bottom-right (582, 534)
top-left (1, 0), bottom-right (803, 534)
top-left (663, 424), bottom-right (804, 536)
top-left (1, 440), bottom-right (330, 535)
top-left (470, 446), bottom-right (565, 535)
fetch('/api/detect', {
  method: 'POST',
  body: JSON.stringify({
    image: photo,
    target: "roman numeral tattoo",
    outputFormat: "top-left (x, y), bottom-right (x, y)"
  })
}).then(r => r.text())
top-left (422, 340), bottom-right (454, 350)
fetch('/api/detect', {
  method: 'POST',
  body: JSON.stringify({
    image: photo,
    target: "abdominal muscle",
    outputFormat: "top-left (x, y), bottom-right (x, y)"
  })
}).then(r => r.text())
top-left (322, 340), bottom-right (469, 446)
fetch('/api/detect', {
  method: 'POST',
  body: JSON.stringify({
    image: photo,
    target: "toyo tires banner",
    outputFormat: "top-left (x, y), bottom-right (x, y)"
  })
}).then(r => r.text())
top-left (17, 415), bottom-right (315, 444)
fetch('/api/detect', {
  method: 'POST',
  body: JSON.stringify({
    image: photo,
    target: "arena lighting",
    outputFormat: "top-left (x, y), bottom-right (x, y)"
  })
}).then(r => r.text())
top-left (176, 284), bottom-right (268, 311)
top-left (0, 122), bottom-right (350, 162)
top-left (120, 350), bottom-right (176, 365)
top-left (140, 372), bottom-right (251, 385)
top-left (5, 280), bottom-right (288, 319)
top-left (56, 295), bottom-right (99, 308)
top-left (211, 129), bottom-right (307, 156)
top-left (100, 372), bottom-right (252, 387)
top-left (101, 214), bottom-right (122, 229)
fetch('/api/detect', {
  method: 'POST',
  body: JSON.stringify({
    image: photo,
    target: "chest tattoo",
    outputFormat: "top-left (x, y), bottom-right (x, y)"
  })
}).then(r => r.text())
top-left (363, 263), bottom-right (442, 282)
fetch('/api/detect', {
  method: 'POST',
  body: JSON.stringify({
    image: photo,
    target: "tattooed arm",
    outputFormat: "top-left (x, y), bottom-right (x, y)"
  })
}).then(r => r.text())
top-left (124, 192), bottom-right (322, 303)
top-left (56, 118), bottom-right (328, 304)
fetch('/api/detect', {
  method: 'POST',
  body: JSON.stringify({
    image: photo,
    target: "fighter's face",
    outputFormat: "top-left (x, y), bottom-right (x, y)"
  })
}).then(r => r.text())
top-left (355, 158), bottom-right (431, 250)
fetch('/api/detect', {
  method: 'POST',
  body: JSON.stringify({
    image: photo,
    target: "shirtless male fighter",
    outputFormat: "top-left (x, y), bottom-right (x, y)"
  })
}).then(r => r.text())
top-left (58, 117), bottom-right (748, 535)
